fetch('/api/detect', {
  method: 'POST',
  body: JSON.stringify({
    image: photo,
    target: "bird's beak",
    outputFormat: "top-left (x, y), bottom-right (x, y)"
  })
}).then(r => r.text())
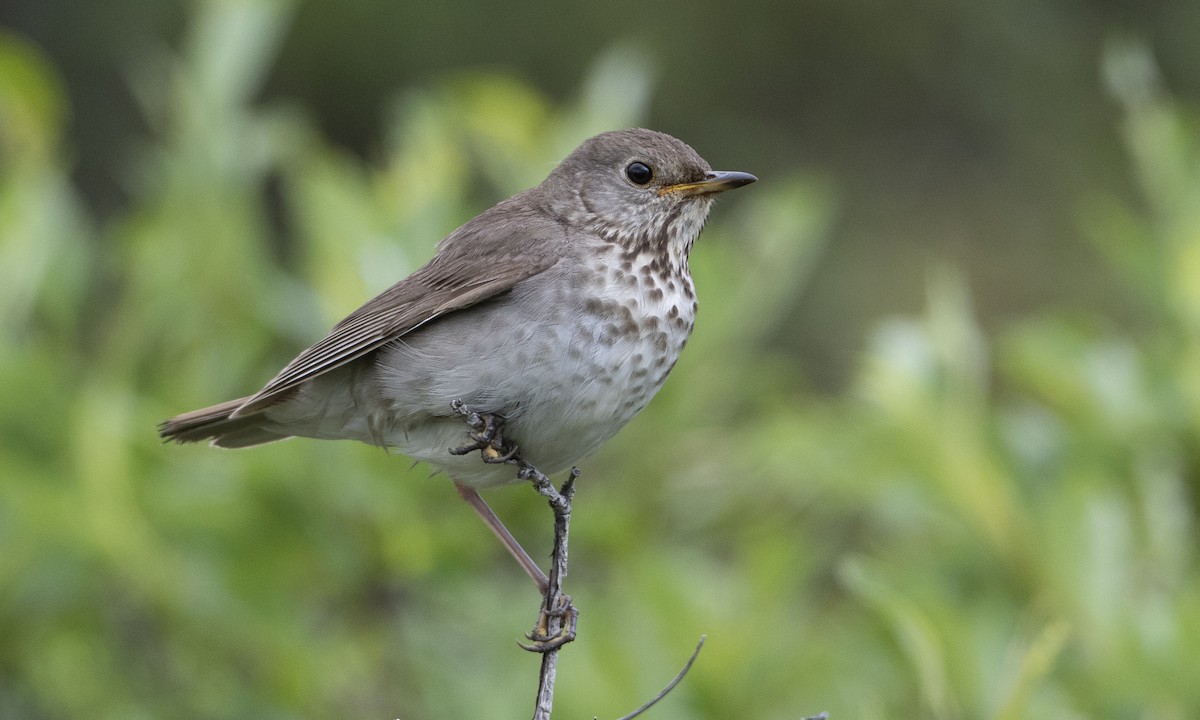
top-left (659, 170), bottom-right (758, 197)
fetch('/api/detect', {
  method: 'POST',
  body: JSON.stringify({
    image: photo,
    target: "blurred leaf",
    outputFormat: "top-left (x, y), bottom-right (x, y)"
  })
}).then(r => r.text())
top-left (0, 31), bottom-right (90, 343)
top-left (992, 620), bottom-right (1071, 720)
top-left (0, 30), bottom-right (67, 164)
top-left (840, 558), bottom-right (956, 720)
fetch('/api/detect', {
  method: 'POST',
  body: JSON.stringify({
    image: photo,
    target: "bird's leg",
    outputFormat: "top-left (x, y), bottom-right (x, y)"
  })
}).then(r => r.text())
top-left (448, 401), bottom-right (547, 591)
top-left (454, 480), bottom-right (549, 593)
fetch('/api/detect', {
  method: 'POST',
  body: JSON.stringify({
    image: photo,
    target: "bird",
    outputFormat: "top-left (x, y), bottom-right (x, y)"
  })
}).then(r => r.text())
top-left (160, 127), bottom-right (756, 590)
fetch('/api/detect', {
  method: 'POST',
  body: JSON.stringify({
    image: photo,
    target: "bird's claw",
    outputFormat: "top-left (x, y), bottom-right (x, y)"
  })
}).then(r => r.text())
top-left (518, 594), bottom-right (578, 653)
top-left (448, 401), bottom-right (517, 462)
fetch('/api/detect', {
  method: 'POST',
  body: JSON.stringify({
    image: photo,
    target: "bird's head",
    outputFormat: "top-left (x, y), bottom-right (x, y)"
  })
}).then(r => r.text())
top-left (543, 128), bottom-right (756, 262)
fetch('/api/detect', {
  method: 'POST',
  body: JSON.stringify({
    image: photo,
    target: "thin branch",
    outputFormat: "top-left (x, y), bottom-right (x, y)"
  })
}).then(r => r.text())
top-left (611, 635), bottom-right (707, 720)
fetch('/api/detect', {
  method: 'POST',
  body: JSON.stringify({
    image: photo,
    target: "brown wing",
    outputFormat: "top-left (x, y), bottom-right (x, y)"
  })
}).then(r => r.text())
top-left (231, 198), bottom-right (565, 417)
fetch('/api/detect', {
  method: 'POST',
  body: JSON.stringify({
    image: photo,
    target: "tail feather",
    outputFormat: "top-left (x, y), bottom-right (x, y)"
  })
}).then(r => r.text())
top-left (159, 397), bottom-right (291, 448)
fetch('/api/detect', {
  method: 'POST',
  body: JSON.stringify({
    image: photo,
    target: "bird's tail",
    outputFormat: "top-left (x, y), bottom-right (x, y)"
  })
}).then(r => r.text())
top-left (158, 397), bottom-right (291, 449)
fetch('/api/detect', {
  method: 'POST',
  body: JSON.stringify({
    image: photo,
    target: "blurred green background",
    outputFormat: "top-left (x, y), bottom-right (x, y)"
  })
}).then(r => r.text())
top-left (3, 0), bottom-right (1200, 718)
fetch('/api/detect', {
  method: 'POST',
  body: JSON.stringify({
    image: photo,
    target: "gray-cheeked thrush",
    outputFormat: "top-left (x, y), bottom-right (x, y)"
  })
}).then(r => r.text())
top-left (161, 128), bottom-right (756, 587)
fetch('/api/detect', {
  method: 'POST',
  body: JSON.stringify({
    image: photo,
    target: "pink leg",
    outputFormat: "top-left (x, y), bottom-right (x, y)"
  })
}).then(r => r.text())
top-left (455, 481), bottom-right (549, 593)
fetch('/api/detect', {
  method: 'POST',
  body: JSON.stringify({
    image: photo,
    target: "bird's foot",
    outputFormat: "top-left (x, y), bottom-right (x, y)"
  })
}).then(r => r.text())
top-left (448, 400), bottom-right (518, 463)
top-left (518, 593), bottom-right (578, 653)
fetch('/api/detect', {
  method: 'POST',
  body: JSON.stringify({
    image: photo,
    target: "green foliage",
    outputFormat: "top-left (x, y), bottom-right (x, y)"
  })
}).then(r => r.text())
top-left (1, 4), bottom-right (1199, 719)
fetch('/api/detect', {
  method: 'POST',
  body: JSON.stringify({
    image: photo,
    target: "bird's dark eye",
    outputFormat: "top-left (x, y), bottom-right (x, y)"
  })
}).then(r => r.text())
top-left (625, 162), bottom-right (653, 185)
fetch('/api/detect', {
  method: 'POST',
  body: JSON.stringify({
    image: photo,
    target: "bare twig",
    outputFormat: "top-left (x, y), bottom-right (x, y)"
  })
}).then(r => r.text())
top-left (525, 467), bottom-right (577, 720)
top-left (611, 635), bottom-right (707, 720)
